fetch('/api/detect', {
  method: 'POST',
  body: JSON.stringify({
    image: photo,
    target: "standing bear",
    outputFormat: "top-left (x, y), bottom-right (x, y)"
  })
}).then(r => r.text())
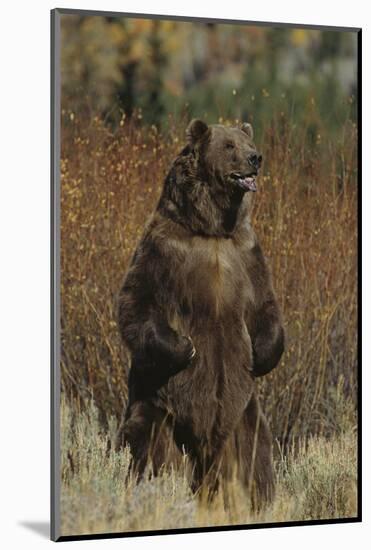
top-left (116, 119), bottom-right (284, 504)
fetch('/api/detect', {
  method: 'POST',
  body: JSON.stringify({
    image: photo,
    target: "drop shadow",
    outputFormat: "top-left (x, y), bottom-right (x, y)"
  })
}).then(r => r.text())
top-left (18, 521), bottom-right (50, 539)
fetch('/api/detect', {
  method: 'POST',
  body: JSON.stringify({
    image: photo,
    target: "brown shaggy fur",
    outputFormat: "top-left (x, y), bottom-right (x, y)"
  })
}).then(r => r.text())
top-left (116, 119), bottom-right (284, 504)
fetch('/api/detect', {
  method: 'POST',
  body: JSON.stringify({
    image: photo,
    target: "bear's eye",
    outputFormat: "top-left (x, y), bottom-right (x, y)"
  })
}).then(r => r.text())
top-left (225, 142), bottom-right (235, 150)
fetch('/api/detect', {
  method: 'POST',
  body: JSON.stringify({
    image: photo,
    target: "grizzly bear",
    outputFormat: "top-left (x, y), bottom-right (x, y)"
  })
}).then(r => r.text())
top-left (116, 119), bottom-right (284, 504)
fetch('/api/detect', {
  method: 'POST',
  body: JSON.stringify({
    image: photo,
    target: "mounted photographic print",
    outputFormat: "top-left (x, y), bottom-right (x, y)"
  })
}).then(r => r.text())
top-left (51, 8), bottom-right (361, 542)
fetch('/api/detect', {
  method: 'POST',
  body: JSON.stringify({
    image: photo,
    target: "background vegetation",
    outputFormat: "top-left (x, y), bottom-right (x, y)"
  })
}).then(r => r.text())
top-left (61, 16), bottom-right (357, 134)
top-left (59, 14), bottom-right (358, 536)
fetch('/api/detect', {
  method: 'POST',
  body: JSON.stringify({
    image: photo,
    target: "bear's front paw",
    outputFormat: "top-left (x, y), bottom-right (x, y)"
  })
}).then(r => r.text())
top-left (173, 335), bottom-right (197, 370)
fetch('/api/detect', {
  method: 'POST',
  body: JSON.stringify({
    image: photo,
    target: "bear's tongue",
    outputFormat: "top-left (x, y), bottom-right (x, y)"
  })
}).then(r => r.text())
top-left (237, 176), bottom-right (257, 192)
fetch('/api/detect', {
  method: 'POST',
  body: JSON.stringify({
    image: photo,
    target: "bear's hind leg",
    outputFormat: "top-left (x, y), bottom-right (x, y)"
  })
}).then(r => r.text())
top-left (234, 393), bottom-right (275, 507)
top-left (116, 401), bottom-right (181, 480)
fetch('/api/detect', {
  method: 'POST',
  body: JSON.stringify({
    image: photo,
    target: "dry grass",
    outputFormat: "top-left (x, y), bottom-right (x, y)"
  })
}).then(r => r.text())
top-left (59, 109), bottom-right (358, 533)
top-left (60, 398), bottom-right (357, 536)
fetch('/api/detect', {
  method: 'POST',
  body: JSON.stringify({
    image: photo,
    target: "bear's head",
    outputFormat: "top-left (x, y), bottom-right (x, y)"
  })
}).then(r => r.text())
top-left (160, 120), bottom-right (262, 237)
top-left (186, 119), bottom-right (262, 195)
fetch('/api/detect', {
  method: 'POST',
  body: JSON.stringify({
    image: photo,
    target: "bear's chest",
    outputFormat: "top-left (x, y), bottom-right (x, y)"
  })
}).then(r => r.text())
top-left (177, 236), bottom-right (254, 320)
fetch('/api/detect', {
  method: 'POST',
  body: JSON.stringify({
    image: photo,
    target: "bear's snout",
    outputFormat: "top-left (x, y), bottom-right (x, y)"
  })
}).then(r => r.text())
top-left (248, 152), bottom-right (263, 171)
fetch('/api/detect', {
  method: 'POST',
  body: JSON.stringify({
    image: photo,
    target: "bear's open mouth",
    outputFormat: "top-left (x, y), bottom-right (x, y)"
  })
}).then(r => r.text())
top-left (229, 172), bottom-right (257, 192)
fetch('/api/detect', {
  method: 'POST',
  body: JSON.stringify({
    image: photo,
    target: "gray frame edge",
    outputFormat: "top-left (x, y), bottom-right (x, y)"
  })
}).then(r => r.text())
top-left (54, 7), bottom-right (361, 32)
top-left (51, 8), bottom-right (61, 543)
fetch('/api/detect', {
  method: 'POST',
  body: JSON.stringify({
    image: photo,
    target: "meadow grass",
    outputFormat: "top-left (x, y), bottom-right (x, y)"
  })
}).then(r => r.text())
top-left (59, 110), bottom-right (358, 533)
top-left (60, 398), bottom-right (357, 536)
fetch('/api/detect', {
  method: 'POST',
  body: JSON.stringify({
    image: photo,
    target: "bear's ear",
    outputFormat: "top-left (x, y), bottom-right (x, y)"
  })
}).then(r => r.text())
top-left (186, 119), bottom-right (209, 144)
top-left (240, 122), bottom-right (254, 140)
